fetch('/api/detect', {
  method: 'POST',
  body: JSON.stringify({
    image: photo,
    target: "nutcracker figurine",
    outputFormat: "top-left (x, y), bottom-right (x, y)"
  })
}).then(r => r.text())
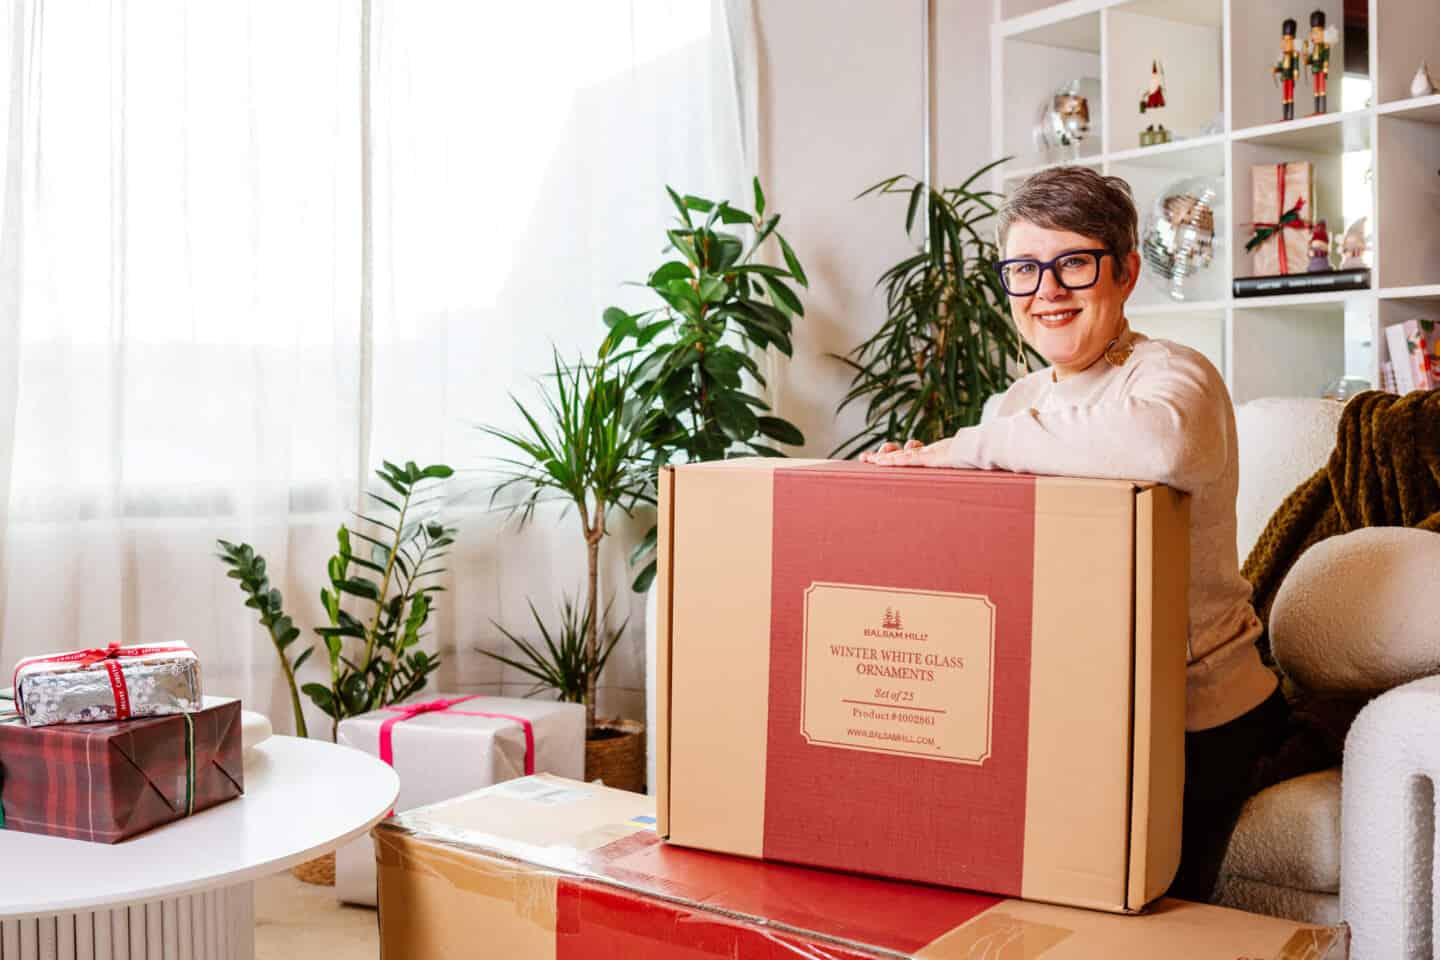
top-left (1273, 19), bottom-right (1299, 121)
top-left (1303, 11), bottom-right (1334, 115)
top-left (1307, 220), bottom-right (1332, 273)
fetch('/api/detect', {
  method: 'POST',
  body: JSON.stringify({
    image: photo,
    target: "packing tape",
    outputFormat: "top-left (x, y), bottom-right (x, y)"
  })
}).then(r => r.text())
top-left (374, 829), bottom-right (558, 933)
top-left (1274, 925), bottom-right (1348, 960)
top-left (915, 911), bottom-right (1072, 958)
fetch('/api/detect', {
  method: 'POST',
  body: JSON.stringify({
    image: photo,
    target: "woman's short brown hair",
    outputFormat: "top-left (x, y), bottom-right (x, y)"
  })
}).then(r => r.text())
top-left (996, 166), bottom-right (1138, 281)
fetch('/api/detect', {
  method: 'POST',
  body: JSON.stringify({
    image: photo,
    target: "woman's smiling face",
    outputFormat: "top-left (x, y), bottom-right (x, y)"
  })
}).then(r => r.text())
top-left (1003, 220), bottom-right (1140, 379)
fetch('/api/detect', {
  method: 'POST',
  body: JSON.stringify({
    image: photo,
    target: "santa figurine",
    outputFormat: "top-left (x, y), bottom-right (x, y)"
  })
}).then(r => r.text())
top-left (1303, 11), bottom-right (1337, 115)
top-left (1307, 220), bottom-right (1332, 273)
top-left (1273, 19), bottom-right (1299, 121)
top-left (1140, 60), bottom-right (1166, 113)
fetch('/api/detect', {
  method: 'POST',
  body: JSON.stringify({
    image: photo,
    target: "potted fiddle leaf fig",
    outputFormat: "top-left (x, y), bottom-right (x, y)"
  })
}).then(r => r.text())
top-left (601, 178), bottom-right (809, 592)
top-left (478, 348), bottom-right (654, 791)
top-left (831, 163), bottom-right (1043, 459)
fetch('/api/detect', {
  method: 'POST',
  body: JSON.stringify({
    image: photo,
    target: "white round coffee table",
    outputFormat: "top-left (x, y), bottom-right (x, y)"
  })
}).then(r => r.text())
top-left (0, 736), bottom-right (398, 960)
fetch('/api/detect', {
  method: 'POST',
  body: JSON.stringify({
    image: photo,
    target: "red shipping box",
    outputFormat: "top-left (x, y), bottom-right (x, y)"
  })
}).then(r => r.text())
top-left (375, 775), bottom-right (1347, 959)
top-left (656, 460), bottom-right (1190, 912)
top-left (0, 698), bottom-right (244, 842)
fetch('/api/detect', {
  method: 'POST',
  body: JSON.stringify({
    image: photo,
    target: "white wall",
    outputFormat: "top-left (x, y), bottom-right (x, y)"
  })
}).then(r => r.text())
top-left (755, 0), bottom-right (997, 459)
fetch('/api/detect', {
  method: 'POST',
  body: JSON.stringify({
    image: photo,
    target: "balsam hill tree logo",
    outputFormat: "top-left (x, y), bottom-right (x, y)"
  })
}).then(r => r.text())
top-left (865, 605), bottom-right (927, 641)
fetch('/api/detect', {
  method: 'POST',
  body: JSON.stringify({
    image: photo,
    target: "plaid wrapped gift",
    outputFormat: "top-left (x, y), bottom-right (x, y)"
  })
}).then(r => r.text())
top-left (0, 698), bottom-right (243, 842)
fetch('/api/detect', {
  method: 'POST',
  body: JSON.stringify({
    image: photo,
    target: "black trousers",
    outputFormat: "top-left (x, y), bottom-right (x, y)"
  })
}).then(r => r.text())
top-left (1169, 687), bottom-right (1290, 902)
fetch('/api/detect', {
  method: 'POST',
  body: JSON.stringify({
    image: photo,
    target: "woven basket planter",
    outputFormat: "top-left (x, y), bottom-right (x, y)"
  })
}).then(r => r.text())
top-left (292, 851), bottom-right (336, 886)
top-left (584, 718), bottom-right (645, 794)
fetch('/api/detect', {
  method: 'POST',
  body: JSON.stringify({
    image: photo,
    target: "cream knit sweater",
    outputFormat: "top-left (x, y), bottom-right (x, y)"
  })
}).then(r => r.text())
top-left (948, 327), bottom-right (1277, 731)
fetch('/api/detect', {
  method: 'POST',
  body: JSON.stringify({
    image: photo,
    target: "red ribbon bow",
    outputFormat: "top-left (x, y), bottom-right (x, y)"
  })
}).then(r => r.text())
top-left (377, 695), bottom-right (536, 776)
top-left (13, 643), bottom-right (183, 722)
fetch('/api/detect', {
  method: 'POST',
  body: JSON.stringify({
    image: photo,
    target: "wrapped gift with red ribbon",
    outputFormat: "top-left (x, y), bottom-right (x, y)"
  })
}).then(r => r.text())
top-left (12, 641), bottom-right (203, 727)
top-left (1246, 161), bottom-right (1315, 276)
top-left (0, 698), bottom-right (243, 842)
top-left (333, 693), bottom-right (584, 906)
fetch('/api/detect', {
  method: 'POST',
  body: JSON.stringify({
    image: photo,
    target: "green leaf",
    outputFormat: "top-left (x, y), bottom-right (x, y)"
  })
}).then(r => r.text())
top-left (649, 261), bottom-right (691, 287)
top-left (666, 186), bottom-right (692, 228)
top-left (302, 682), bottom-right (336, 718)
top-left (763, 275), bottom-right (804, 316)
top-left (753, 177), bottom-right (766, 218)
top-left (716, 203), bottom-right (751, 225)
top-left (778, 234), bottom-right (809, 288)
top-left (293, 647), bottom-right (315, 671)
top-left (905, 182), bottom-right (924, 233)
top-left (756, 416), bottom-right (805, 446)
top-left (697, 275), bottom-right (728, 303)
top-left (336, 577), bottom-right (381, 601)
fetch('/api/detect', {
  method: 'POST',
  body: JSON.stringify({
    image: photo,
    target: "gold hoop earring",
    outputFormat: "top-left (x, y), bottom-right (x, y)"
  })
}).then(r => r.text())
top-left (1017, 340), bottom-right (1030, 375)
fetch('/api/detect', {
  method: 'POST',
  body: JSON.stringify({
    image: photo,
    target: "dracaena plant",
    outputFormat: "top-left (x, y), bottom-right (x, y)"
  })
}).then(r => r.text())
top-left (601, 178), bottom-right (809, 591)
top-left (479, 349), bottom-right (655, 733)
top-left (831, 163), bottom-right (1043, 459)
top-left (480, 595), bottom-right (628, 706)
top-left (218, 460), bottom-right (455, 740)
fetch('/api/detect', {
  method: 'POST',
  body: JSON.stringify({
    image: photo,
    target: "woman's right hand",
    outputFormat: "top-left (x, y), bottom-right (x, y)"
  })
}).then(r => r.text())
top-left (859, 439), bottom-right (923, 463)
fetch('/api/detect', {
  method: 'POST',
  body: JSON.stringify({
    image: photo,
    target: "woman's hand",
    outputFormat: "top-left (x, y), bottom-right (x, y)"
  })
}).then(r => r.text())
top-left (858, 437), bottom-right (953, 467)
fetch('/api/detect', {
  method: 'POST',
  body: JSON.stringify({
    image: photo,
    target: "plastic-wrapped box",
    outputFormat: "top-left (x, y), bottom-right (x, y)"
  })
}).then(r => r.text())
top-left (374, 775), bottom-right (1347, 959)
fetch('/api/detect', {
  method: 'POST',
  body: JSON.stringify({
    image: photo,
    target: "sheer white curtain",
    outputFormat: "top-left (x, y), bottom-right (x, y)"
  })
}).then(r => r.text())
top-left (0, 0), bottom-right (745, 732)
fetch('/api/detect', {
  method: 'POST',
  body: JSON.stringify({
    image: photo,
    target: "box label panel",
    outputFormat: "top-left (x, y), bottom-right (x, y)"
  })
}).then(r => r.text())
top-left (801, 583), bottom-right (995, 764)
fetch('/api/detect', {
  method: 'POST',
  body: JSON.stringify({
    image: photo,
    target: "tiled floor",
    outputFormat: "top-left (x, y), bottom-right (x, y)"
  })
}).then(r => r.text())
top-left (254, 873), bottom-right (377, 960)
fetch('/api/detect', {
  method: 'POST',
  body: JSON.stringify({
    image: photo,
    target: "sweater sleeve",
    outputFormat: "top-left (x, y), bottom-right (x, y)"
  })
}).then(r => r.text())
top-left (946, 351), bottom-right (1229, 493)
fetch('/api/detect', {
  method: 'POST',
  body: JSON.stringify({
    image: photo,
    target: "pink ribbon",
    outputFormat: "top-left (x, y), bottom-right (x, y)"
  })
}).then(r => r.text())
top-left (13, 642), bottom-right (185, 720)
top-left (377, 695), bottom-right (535, 775)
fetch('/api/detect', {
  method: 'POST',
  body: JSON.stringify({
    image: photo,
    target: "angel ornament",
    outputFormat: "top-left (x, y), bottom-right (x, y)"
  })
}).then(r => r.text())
top-left (1412, 62), bottom-right (1437, 98)
top-left (1338, 217), bottom-right (1370, 270)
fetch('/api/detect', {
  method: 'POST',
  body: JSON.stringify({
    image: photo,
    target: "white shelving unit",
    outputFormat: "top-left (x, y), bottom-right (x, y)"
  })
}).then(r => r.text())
top-left (990, 0), bottom-right (1440, 402)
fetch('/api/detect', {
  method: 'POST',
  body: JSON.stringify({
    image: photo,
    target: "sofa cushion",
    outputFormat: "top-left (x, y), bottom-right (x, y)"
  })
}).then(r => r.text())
top-left (1234, 397), bottom-right (1344, 561)
top-left (1272, 527), bottom-right (1440, 695)
top-left (1220, 767), bottom-right (1341, 894)
top-left (1211, 875), bottom-right (1340, 925)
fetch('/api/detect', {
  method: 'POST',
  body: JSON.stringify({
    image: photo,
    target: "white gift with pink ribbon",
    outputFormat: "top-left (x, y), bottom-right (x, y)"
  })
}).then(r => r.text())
top-left (333, 692), bottom-right (585, 906)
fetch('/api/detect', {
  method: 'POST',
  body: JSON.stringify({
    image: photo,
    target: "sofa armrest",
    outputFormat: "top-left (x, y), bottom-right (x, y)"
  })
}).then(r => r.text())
top-left (1272, 528), bottom-right (1440, 696)
top-left (1341, 676), bottom-right (1440, 959)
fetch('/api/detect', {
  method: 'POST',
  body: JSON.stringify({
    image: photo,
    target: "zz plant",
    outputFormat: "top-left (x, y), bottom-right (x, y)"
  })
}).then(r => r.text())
top-left (218, 460), bottom-right (455, 740)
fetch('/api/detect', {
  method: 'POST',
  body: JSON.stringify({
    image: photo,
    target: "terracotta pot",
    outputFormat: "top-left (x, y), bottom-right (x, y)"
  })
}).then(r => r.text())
top-left (584, 718), bottom-right (646, 793)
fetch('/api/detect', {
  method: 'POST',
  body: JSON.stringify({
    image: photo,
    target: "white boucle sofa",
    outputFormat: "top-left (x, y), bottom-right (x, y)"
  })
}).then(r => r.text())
top-left (1214, 397), bottom-right (1440, 960)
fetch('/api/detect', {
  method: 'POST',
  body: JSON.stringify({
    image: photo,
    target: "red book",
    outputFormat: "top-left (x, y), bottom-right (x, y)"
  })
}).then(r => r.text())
top-left (0, 699), bottom-right (243, 842)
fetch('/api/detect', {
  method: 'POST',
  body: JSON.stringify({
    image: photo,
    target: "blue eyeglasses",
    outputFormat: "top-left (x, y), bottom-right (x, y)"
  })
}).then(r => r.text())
top-left (993, 249), bottom-right (1111, 296)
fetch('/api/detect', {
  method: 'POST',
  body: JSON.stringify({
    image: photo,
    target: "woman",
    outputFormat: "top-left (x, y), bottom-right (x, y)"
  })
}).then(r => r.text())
top-left (860, 165), bottom-right (1284, 902)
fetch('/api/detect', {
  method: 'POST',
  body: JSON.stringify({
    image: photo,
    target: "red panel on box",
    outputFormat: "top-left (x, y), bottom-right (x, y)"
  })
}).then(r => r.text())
top-left (556, 879), bottom-right (882, 960)
top-left (765, 464), bottom-right (1037, 893)
top-left (577, 830), bottom-right (1000, 954)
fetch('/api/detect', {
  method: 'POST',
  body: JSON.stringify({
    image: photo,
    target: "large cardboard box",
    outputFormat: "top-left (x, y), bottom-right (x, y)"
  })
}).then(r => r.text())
top-left (656, 459), bottom-right (1190, 912)
top-left (375, 775), bottom-right (1347, 959)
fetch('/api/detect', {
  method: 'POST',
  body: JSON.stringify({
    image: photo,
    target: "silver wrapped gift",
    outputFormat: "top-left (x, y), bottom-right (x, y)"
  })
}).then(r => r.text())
top-left (12, 642), bottom-right (203, 727)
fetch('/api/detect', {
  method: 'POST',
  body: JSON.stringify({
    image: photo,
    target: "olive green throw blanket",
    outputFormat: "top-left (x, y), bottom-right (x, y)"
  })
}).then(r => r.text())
top-left (1244, 389), bottom-right (1440, 642)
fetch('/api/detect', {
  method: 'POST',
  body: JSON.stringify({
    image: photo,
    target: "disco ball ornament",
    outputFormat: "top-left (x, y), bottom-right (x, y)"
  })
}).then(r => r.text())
top-left (1034, 78), bottom-right (1100, 150)
top-left (1141, 177), bottom-right (1221, 302)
